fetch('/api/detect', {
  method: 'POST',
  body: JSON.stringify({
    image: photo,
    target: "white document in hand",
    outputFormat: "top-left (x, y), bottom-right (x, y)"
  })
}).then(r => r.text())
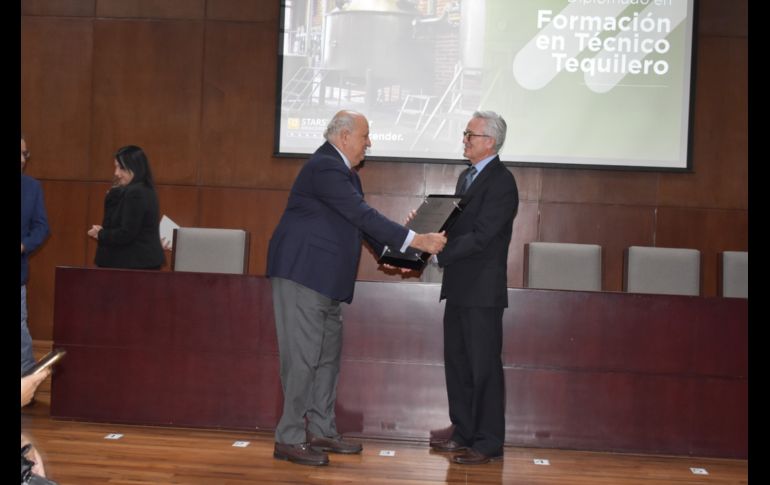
top-left (159, 215), bottom-right (180, 249)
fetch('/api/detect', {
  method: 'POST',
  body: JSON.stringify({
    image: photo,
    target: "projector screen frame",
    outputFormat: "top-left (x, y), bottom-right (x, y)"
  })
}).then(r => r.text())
top-left (273, 0), bottom-right (699, 173)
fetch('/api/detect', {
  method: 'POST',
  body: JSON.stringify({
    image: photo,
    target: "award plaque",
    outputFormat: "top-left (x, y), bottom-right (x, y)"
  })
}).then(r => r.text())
top-left (378, 194), bottom-right (463, 270)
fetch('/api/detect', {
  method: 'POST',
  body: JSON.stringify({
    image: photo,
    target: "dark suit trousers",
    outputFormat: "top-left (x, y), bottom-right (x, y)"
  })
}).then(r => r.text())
top-left (443, 303), bottom-right (505, 455)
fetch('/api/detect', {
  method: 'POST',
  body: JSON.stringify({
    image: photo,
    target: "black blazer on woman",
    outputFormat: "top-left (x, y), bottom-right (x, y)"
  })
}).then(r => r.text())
top-left (95, 183), bottom-right (164, 269)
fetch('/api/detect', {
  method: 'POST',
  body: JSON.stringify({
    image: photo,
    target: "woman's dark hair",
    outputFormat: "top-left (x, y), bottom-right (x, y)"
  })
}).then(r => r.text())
top-left (114, 145), bottom-right (155, 188)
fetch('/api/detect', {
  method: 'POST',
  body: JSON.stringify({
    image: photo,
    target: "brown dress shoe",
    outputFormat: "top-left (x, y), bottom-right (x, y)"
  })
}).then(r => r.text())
top-left (274, 442), bottom-right (329, 466)
top-left (308, 433), bottom-right (363, 454)
top-left (452, 448), bottom-right (503, 465)
top-left (430, 439), bottom-right (468, 452)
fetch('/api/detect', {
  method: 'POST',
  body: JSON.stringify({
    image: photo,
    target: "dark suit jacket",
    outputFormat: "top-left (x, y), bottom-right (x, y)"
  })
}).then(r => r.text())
top-left (438, 157), bottom-right (519, 307)
top-left (266, 142), bottom-right (408, 303)
top-left (95, 183), bottom-right (165, 269)
top-left (21, 174), bottom-right (50, 285)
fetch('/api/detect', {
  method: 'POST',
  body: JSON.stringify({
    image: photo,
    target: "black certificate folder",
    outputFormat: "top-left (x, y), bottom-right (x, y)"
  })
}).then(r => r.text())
top-left (378, 195), bottom-right (463, 270)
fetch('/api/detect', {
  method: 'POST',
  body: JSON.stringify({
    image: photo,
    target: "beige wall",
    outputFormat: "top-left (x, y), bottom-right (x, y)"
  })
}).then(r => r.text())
top-left (21, 0), bottom-right (748, 339)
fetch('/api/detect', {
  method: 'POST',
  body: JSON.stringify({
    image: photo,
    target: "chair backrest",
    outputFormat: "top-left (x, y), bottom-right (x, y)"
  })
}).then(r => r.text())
top-left (525, 242), bottom-right (602, 291)
top-left (719, 251), bottom-right (748, 298)
top-left (171, 227), bottom-right (249, 274)
top-left (624, 246), bottom-right (700, 296)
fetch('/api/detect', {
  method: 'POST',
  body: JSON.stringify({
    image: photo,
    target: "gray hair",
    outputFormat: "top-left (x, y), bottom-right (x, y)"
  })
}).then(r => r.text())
top-left (323, 110), bottom-right (362, 141)
top-left (473, 110), bottom-right (507, 153)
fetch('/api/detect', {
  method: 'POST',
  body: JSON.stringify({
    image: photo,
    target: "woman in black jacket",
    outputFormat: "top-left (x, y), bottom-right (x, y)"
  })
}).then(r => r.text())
top-left (87, 145), bottom-right (164, 269)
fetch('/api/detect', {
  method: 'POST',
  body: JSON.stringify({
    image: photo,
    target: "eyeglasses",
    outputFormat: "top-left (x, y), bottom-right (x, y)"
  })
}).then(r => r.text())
top-left (22, 150), bottom-right (31, 161)
top-left (462, 130), bottom-right (491, 140)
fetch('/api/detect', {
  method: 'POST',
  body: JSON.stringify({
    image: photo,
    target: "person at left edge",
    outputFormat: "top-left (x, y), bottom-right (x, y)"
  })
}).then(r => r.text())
top-left (21, 134), bottom-right (50, 375)
top-left (87, 145), bottom-right (164, 269)
top-left (21, 368), bottom-right (52, 480)
top-left (267, 109), bottom-right (447, 467)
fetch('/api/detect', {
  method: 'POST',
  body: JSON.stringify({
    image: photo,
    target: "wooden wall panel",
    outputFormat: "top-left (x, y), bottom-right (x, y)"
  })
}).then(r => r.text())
top-left (698, 0), bottom-right (748, 37)
top-left (199, 21), bottom-right (280, 188)
top-left (425, 162), bottom-right (468, 195)
top-left (539, 203), bottom-right (656, 291)
top-left (510, 201), bottom-right (541, 287)
top-left (197, 188), bottom-right (290, 275)
top-left (156, 185), bottom-right (201, 229)
top-left (362, 194), bottom-right (422, 229)
top-left (424, 164), bottom-right (540, 203)
top-left (541, 169), bottom-right (659, 206)
top-left (509, 166), bottom-right (541, 202)
top-left (21, 17), bottom-right (93, 180)
top-left (655, 207), bottom-right (748, 297)
top-left (27, 182), bottom-right (91, 339)
top-left (256, 157), bottom-right (307, 192)
top-left (359, 161), bottom-right (426, 196)
top-left (90, 19), bottom-right (204, 185)
top-left (96, 0), bottom-right (205, 19)
top-left (84, 182), bottom-right (114, 267)
top-left (22, 0), bottom-right (95, 16)
top-left (659, 36), bottom-right (748, 210)
top-left (206, 0), bottom-right (280, 23)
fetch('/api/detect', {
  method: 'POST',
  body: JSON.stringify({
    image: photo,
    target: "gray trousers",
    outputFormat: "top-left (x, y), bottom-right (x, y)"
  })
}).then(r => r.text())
top-left (271, 277), bottom-right (343, 445)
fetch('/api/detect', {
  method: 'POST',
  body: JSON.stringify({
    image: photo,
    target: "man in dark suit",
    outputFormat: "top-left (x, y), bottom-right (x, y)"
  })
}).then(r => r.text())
top-left (266, 110), bottom-right (447, 466)
top-left (429, 111), bottom-right (519, 465)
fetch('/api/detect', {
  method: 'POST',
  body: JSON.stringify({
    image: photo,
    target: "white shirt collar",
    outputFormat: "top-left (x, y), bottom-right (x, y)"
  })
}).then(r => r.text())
top-left (330, 143), bottom-right (352, 169)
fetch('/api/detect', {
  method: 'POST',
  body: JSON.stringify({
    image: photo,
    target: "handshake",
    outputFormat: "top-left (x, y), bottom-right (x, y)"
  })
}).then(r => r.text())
top-left (406, 207), bottom-right (447, 255)
top-left (379, 205), bottom-right (453, 271)
top-left (411, 231), bottom-right (447, 255)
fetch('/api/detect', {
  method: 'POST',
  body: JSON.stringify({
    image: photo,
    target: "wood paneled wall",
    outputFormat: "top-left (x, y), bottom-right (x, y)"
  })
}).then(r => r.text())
top-left (21, 0), bottom-right (748, 340)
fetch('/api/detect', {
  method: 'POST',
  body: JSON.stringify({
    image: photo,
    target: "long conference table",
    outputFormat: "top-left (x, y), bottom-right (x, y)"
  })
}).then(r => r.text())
top-left (50, 266), bottom-right (747, 458)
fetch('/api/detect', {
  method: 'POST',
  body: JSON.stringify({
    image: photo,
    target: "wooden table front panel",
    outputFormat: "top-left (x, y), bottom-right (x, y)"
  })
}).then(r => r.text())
top-left (51, 267), bottom-right (747, 458)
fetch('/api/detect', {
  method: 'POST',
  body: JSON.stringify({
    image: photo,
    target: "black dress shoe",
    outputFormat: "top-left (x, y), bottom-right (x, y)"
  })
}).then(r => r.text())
top-left (430, 439), bottom-right (468, 452)
top-left (308, 433), bottom-right (363, 454)
top-left (274, 442), bottom-right (329, 466)
top-left (452, 448), bottom-right (503, 465)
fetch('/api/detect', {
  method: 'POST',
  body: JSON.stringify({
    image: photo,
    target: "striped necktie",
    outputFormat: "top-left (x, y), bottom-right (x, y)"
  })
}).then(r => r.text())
top-left (459, 166), bottom-right (477, 195)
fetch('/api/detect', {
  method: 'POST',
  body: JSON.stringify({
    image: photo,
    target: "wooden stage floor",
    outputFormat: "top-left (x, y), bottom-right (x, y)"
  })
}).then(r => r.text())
top-left (23, 369), bottom-right (748, 483)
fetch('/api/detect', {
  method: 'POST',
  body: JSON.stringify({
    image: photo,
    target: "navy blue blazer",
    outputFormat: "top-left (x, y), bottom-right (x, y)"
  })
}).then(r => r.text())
top-left (438, 157), bottom-right (519, 308)
top-left (267, 142), bottom-right (409, 303)
top-left (21, 174), bottom-right (49, 285)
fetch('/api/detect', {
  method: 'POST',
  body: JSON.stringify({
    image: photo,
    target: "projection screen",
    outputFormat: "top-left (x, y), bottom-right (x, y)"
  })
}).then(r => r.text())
top-left (275, 0), bottom-right (696, 170)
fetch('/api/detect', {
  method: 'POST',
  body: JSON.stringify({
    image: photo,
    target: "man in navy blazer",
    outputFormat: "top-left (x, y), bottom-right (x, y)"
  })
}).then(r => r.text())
top-left (20, 135), bottom-right (49, 375)
top-left (429, 111), bottom-right (519, 465)
top-left (267, 110), bottom-right (447, 466)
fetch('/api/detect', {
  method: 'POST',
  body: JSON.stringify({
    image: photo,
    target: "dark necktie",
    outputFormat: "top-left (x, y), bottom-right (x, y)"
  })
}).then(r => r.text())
top-left (458, 166), bottom-right (477, 195)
